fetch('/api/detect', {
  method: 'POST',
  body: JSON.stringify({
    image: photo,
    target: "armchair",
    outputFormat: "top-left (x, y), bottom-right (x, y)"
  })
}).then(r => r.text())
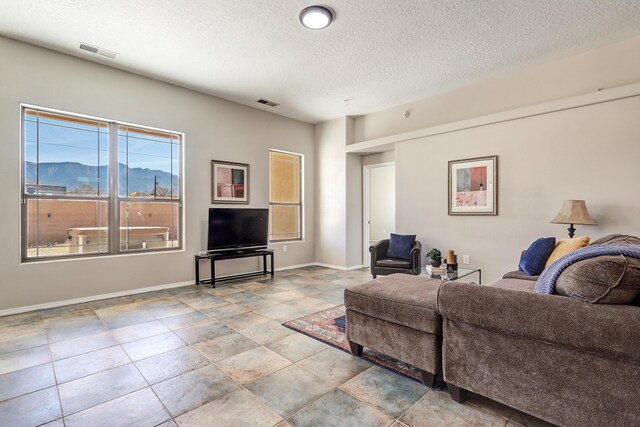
top-left (370, 239), bottom-right (422, 278)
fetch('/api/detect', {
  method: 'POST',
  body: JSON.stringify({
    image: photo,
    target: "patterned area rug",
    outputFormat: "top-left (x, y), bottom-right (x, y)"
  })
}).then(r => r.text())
top-left (283, 305), bottom-right (422, 383)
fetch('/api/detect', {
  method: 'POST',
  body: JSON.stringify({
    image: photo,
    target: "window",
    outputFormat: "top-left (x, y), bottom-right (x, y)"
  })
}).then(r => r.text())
top-left (118, 125), bottom-right (181, 252)
top-left (22, 107), bottom-right (182, 260)
top-left (269, 150), bottom-right (303, 241)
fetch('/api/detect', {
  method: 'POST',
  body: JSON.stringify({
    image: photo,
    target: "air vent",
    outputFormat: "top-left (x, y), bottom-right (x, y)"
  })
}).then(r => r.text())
top-left (78, 42), bottom-right (118, 60)
top-left (98, 49), bottom-right (118, 59)
top-left (79, 43), bottom-right (99, 54)
top-left (257, 99), bottom-right (279, 107)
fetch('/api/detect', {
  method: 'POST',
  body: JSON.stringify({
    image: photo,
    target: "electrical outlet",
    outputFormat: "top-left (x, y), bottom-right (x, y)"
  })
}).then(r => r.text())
top-left (283, 245), bottom-right (287, 253)
top-left (462, 255), bottom-right (470, 265)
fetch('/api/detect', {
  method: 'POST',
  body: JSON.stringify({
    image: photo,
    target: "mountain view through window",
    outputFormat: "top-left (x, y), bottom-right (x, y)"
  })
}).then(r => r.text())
top-left (22, 108), bottom-right (182, 259)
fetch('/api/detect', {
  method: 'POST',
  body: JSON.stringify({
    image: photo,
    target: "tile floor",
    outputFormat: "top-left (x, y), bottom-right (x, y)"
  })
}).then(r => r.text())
top-left (0, 266), bottom-right (554, 427)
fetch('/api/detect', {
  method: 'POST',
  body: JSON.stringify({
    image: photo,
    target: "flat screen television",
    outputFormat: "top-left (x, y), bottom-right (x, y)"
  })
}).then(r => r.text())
top-left (207, 208), bottom-right (269, 252)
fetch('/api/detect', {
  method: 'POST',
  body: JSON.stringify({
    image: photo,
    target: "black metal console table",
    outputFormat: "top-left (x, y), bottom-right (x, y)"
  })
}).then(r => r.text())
top-left (194, 249), bottom-right (274, 287)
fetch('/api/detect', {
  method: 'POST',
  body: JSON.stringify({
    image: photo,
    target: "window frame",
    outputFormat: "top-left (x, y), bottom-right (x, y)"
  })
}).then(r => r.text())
top-left (268, 148), bottom-right (304, 243)
top-left (20, 104), bottom-right (185, 262)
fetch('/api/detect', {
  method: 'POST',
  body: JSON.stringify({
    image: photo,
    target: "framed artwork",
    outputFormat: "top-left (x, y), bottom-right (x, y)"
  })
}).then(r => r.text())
top-left (448, 155), bottom-right (498, 215)
top-left (211, 160), bottom-right (249, 204)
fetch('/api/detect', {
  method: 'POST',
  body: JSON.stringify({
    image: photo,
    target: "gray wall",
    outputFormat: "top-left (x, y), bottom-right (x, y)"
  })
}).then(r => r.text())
top-left (0, 37), bottom-right (316, 310)
top-left (396, 95), bottom-right (640, 284)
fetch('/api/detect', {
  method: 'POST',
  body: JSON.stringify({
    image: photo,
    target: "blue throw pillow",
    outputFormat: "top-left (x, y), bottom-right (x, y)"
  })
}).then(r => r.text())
top-left (519, 237), bottom-right (556, 276)
top-left (387, 233), bottom-right (416, 260)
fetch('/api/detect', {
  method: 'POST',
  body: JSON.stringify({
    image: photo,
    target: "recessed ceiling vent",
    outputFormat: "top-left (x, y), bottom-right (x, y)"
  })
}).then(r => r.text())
top-left (257, 99), bottom-right (279, 107)
top-left (79, 42), bottom-right (118, 60)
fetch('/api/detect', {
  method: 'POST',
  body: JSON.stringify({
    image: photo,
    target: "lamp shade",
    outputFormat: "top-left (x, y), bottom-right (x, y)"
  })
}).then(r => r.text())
top-left (550, 200), bottom-right (597, 225)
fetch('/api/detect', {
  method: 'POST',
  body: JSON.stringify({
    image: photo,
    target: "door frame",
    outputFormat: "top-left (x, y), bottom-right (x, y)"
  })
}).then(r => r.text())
top-left (362, 161), bottom-right (395, 267)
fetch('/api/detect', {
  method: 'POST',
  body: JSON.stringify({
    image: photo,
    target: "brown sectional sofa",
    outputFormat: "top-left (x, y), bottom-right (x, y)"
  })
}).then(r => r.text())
top-left (440, 275), bottom-right (640, 426)
top-left (346, 264), bottom-right (640, 426)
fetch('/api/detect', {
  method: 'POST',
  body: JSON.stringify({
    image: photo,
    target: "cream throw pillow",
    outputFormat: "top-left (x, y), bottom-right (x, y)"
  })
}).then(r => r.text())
top-left (545, 236), bottom-right (590, 268)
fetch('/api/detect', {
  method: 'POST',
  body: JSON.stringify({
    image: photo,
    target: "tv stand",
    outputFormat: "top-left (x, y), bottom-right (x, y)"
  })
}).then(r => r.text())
top-left (194, 249), bottom-right (274, 287)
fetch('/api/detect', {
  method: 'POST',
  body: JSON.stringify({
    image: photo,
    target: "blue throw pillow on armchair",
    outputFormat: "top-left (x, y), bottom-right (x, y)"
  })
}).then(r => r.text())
top-left (387, 233), bottom-right (416, 260)
top-left (519, 237), bottom-right (556, 276)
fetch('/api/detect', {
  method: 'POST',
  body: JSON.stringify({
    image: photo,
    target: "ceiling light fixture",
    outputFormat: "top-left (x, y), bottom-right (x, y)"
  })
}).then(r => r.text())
top-left (299, 6), bottom-right (333, 30)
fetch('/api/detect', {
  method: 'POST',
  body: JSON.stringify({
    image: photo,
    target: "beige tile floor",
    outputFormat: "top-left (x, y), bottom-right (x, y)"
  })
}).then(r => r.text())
top-left (0, 266), bottom-right (555, 427)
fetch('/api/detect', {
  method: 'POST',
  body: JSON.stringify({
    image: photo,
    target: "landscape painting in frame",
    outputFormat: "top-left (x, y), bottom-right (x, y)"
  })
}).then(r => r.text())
top-left (448, 156), bottom-right (497, 215)
top-left (211, 160), bottom-right (249, 204)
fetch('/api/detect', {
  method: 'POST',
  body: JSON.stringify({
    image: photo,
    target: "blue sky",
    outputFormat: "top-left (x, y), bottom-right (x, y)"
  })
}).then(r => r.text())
top-left (25, 118), bottom-right (178, 174)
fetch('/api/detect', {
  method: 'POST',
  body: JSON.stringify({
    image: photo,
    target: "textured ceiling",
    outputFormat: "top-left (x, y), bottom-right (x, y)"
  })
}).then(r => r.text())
top-left (1, 0), bottom-right (640, 123)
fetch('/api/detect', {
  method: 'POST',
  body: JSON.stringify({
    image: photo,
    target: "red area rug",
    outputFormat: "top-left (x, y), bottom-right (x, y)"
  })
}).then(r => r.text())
top-left (283, 305), bottom-right (422, 382)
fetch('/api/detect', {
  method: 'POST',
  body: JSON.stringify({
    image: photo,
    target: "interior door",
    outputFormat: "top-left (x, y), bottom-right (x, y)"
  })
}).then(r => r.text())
top-left (363, 163), bottom-right (395, 266)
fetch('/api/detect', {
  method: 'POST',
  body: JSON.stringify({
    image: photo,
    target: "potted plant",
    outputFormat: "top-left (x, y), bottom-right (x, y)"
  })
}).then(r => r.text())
top-left (426, 248), bottom-right (442, 267)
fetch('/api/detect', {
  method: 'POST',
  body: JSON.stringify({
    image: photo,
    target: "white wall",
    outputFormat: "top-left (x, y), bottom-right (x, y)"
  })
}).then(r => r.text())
top-left (362, 151), bottom-right (395, 166)
top-left (396, 96), bottom-right (640, 284)
top-left (354, 36), bottom-right (640, 142)
top-left (351, 36), bottom-right (640, 284)
top-left (315, 118), bottom-right (363, 268)
top-left (346, 152), bottom-right (362, 267)
top-left (368, 165), bottom-right (395, 242)
top-left (0, 37), bottom-right (316, 311)
top-left (314, 118), bottom-right (347, 267)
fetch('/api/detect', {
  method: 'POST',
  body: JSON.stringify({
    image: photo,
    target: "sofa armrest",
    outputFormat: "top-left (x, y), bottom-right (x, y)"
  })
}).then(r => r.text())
top-left (369, 239), bottom-right (389, 258)
top-left (369, 239), bottom-right (389, 273)
top-left (502, 270), bottom-right (539, 281)
top-left (410, 240), bottom-right (422, 274)
top-left (438, 282), bottom-right (640, 364)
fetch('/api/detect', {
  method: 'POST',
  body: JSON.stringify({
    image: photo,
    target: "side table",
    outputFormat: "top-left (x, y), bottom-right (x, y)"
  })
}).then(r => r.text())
top-left (422, 267), bottom-right (481, 284)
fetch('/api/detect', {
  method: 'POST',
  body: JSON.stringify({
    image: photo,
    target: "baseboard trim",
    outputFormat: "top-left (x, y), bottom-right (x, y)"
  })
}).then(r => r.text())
top-left (314, 262), bottom-right (347, 270)
top-left (314, 262), bottom-right (365, 271)
top-left (274, 262), bottom-right (316, 272)
top-left (0, 280), bottom-right (194, 317)
top-left (0, 261), bottom-right (365, 317)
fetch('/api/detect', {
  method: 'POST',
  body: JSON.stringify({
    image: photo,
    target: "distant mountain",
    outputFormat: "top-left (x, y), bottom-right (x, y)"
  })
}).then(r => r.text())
top-left (25, 162), bottom-right (178, 196)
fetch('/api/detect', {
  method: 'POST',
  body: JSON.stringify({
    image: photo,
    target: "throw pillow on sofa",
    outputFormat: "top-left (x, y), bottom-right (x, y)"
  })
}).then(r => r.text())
top-left (590, 234), bottom-right (640, 246)
top-left (518, 237), bottom-right (556, 276)
top-left (545, 236), bottom-right (590, 268)
top-left (387, 233), bottom-right (416, 260)
top-left (555, 255), bottom-right (640, 304)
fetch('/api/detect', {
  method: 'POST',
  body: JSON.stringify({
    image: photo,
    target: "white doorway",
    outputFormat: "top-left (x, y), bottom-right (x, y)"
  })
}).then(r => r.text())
top-left (363, 162), bottom-right (395, 267)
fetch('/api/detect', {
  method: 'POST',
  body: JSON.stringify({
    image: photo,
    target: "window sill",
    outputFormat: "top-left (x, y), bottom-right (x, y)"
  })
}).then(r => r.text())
top-left (20, 248), bottom-right (185, 266)
top-left (269, 239), bottom-right (305, 245)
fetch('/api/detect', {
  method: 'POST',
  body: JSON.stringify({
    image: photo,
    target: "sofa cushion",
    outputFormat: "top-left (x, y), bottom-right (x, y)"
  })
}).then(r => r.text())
top-left (590, 234), bottom-right (640, 246)
top-left (503, 270), bottom-right (539, 282)
top-left (518, 237), bottom-right (556, 276)
top-left (344, 274), bottom-right (442, 334)
top-left (555, 255), bottom-right (640, 304)
top-left (387, 233), bottom-right (416, 260)
top-left (545, 236), bottom-right (590, 268)
top-left (376, 258), bottom-right (411, 269)
top-left (491, 278), bottom-right (536, 293)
